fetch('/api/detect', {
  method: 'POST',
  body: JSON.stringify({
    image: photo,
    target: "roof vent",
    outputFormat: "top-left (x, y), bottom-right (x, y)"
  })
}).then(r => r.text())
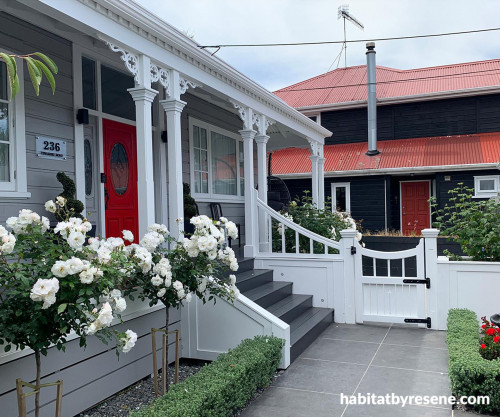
top-left (366, 42), bottom-right (380, 156)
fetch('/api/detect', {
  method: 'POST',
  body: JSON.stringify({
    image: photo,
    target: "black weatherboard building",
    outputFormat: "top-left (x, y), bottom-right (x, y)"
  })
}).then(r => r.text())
top-left (272, 47), bottom-right (500, 234)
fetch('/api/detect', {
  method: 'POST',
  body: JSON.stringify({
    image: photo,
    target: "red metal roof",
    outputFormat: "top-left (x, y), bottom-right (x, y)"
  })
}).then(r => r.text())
top-left (274, 60), bottom-right (500, 108)
top-left (269, 133), bottom-right (500, 175)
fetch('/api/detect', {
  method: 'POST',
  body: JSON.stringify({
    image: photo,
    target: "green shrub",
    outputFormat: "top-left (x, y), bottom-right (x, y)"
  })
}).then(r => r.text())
top-left (132, 335), bottom-right (284, 417)
top-left (447, 309), bottom-right (500, 414)
top-left (55, 172), bottom-right (84, 220)
top-left (430, 184), bottom-right (500, 261)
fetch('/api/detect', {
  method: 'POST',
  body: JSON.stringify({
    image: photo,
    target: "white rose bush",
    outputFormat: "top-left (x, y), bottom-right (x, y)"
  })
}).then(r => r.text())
top-left (0, 199), bottom-right (138, 417)
top-left (124, 215), bottom-right (240, 392)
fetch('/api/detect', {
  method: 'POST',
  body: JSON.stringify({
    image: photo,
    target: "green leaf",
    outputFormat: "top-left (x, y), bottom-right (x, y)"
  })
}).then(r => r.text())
top-left (4, 345), bottom-right (11, 352)
top-left (34, 59), bottom-right (56, 94)
top-left (57, 303), bottom-right (67, 314)
top-left (33, 52), bottom-right (58, 74)
top-left (0, 53), bottom-right (17, 98)
top-left (24, 56), bottom-right (42, 96)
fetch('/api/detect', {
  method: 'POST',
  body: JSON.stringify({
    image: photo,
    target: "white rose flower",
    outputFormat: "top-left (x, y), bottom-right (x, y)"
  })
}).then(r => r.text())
top-left (44, 200), bottom-right (57, 213)
top-left (356, 232), bottom-right (362, 242)
top-left (230, 261), bottom-right (239, 271)
top-left (185, 293), bottom-right (192, 303)
top-left (177, 288), bottom-right (185, 299)
top-left (164, 277), bottom-right (172, 288)
top-left (30, 278), bottom-right (59, 309)
top-left (1, 233), bottom-right (16, 254)
top-left (97, 247), bottom-right (112, 264)
top-left (205, 236), bottom-right (217, 251)
top-left (151, 275), bottom-right (163, 286)
top-left (122, 230), bottom-right (134, 242)
top-left (51, 261), bottom-right (69, 278)
top-left (120, 329), bottom-right (137, 353)
top-left (187, 248), bottom-right (199, 258)
top-left (41, 216), bottom-right (50, 233)
top-left (67, 231), bottom-right (86, 251)
top-left (172, 280), bottom-right (183, 291)
top-left (88, 237), bottom-right (101, 252)
top-left (197, 236), bottom-right (209, 252)
top-left (198, 277), bottom-right (207, 292)
top-left (56, 196), bottom-right (66, 207)
top-left (81, 221), bottom-right (92, 233)
top-left (114, 297), bottom-right (127, 313)
top-left (157, 288), bottom-right (166, 298)
top-left (97, 302), bottom-right (113, 327)
top-left (229, 274), bottom-right (237, 286)
top-left (86, 322), bottom-right (98, 335)
top-left (207, 250), bottom-right (217, 260)
top-left (219, 217), bottom-right (228, 223)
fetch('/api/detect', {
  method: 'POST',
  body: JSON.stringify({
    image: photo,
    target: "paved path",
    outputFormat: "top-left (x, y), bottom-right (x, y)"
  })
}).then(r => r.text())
top-left (241, 323), bottom-right (474, 417)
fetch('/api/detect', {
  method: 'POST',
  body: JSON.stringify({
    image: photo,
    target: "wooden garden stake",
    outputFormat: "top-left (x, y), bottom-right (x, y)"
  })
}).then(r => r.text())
top-left (151, 328), bottom-right (180, 397)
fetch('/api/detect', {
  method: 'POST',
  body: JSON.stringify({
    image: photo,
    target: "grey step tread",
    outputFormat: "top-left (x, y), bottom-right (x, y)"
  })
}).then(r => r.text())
top-left (243, 281), bottom-right (293, 302)
top-left (290, 307), bottom-right (335, 346)
top-left (235, 269), bottom-right (272, 282)
top-left (266, 294), bottom-right (312, 320)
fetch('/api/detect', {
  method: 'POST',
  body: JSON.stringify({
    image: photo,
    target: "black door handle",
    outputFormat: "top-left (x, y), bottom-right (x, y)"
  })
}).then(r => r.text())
top-left (105, 188), bottom-right (110, 210)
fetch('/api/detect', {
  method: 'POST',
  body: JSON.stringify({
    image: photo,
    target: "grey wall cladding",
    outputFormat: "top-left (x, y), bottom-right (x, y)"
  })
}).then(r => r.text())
top-left (0, 12), bottom-right (75, 224)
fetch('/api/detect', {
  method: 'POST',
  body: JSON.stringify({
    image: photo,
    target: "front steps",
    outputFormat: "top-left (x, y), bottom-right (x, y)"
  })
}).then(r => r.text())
top-left (235, 258), bottom-right (334, 362)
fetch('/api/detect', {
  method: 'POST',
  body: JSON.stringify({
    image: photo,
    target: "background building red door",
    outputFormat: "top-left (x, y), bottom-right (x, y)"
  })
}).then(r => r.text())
top-left (401, 181), bottom-right (431, 235)
top-left (103, 119), bottom-right (138, 242)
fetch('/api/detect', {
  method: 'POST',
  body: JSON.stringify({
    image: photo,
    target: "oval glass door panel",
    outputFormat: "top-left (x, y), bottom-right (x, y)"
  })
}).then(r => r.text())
top-left (110, 143), bottom-right (129, 195)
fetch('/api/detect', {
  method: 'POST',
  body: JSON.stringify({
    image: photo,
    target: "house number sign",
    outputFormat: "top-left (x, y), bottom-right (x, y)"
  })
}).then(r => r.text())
top-left (36, 136), bottom-right (67, 161)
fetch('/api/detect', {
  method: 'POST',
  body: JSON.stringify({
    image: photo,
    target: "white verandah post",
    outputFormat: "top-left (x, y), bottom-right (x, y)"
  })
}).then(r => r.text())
top-left (128, 54), bottom-right (158, 238)
top-left (241, 128), bottom-right (257, 257)
top-left (318, 151), bottom-right (325, 210)
top-left (310, 153), bottom-right (319, 207)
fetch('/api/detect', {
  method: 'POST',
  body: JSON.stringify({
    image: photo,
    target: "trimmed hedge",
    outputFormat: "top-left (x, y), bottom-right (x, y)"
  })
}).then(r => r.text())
top-left (447, 309), bottom-right (500, 414)
top-left (132, 335), bottom-right (284, 417)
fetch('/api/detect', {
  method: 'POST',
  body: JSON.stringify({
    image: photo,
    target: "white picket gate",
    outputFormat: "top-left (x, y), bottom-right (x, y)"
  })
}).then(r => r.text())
top-left (353, 239), bottom-right (431, 327)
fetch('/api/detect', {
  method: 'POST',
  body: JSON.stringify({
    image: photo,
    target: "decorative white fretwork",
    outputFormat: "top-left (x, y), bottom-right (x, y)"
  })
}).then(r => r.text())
top-left (150, 64), bottom-right (170, 96)
top-left (179, 77), bottom-right (199, 95)
top-left (308, 139), bottom-right (322, 157)
top-left (254, 112), bottom-right (275, 135)
top-left (104, 41), bottom-right (139, 82)
top-left (230, 101), bottom-right (254, 130)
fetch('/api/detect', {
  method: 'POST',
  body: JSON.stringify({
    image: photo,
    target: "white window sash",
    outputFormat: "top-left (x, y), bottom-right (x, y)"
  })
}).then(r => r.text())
top-left (473, 175), bottom-right (499, 198)
top-left (331, 182), bottom-right (351, 213)
top-left (189, 117), bottom-right (244, 202)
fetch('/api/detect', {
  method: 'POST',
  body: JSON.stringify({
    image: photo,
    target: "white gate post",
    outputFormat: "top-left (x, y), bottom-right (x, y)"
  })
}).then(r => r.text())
top-left (340, 229), bottom-right (358, 324)
top-left (422, 228), bottom-right (440, 329)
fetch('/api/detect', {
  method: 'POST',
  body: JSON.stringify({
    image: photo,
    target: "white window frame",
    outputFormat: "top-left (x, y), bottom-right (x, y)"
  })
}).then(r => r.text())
top-left (0, 56), bottom-right (28, 198)
top-left (473, 175), bottom-right (500, 198)
top-left (331, 182), bottom-right (351, 213)
top-left (189, 117), bottom-right (244, 202)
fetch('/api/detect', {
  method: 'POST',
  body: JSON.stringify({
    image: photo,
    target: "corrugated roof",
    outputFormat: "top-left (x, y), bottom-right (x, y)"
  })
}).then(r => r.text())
top-left (274, 60), bottom-right (500, 108)
top-left (269, 132), bottom-right (500, 175)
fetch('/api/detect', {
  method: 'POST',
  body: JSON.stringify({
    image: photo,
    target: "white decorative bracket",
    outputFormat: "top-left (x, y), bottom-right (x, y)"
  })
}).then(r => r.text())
top-left (230, 100), bottom-right (254, 130)
top-left (103, 40), bottom-right (139, 83)
top-left (254, 112), bottom-right (275, 135)
top-left (307, 139), bottom-right (322, 157)
top-left (179, 77), bottom-right (199, 95)
top-left (150, 64), bottom-right (171, 96)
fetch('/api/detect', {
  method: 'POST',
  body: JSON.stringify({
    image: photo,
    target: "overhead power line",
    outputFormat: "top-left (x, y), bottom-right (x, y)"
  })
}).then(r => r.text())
top-left (277, 67), bottom-right (500, 93)
top-left (198, 27), bottom-right (500, 50)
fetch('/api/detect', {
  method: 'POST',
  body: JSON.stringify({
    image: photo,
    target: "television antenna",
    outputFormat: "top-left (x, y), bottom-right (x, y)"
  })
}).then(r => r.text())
top-left (338, 5), bottom-right (364, 67)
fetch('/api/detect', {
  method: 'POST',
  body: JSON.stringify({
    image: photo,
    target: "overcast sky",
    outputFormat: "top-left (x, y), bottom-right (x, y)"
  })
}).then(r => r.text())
top-left (138, 0), bottom-right (500, 92)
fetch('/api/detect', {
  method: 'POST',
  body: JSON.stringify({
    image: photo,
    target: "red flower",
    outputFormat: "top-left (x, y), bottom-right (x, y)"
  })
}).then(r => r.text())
top-left (494, 336), bottom-right (500, 344)
top-left (482, 324), bottom-right (487, 329)
top-left (497, 328), bottom-right (500, 334)
top-left (486, 328), bottom-right (496, 336)
top-left (481, 344), bottom-right (487, 349)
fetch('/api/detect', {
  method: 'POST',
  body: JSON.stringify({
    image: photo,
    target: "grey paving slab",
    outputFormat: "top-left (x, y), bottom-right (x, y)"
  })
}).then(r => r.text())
top-left (274, 358), bottom-right (367, 395)
top-left (301, 337), bottom-right (379, 365)
top-left (239, 387), bottom-right (344, 417)
top-left (343, 404), bottom-right (452, 417)
top-left (319, 323), bottom-right (390, 343)
top-left (373, 342), bottom-right (450, 373)
top-left (384, 327), bottom-right (448, 349)
top-left (452, 409), bottom-right (482, 416)
top-left (356, 365), bottom-right (452, 398)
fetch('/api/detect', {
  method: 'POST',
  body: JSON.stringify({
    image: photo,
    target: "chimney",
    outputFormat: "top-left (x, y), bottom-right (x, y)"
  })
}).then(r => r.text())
top-left (365, 42), bottom-right (380, 156)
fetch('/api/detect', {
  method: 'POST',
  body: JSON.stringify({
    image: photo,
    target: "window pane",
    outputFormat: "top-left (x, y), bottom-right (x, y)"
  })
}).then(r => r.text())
top-left (101, 65), bottom-right (135, 121)
top-left (84, 139), bottom-right (92, 196)
top-left (82, 57), bottom-right (96, 110)
top-left (0, 143), bottom-right (9, 182)
top-left (211, 132), bottom-right (236, 195)
top-left (110, 143), bottom-right (129, 195)
top-left (193, 126), bottom-right (200, 148)
top-left (0, 102), bottom-right (8, 142)
top-left (201, 150), bottom-right (208, 172)
top-left (0, 61), bottom-right (7, 101)
top-left (479, 179), bottom-right (495, 191)
top-left (201, 172), bottom-right (208, 193)
top-left (335, 186), bottom-right (347, 211)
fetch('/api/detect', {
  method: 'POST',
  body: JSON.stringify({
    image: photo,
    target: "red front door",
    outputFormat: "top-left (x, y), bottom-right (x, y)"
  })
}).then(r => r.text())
top-left (103, 119), bottom-right (138, 242)
top-left (401, 181), bottom-right (431, 236)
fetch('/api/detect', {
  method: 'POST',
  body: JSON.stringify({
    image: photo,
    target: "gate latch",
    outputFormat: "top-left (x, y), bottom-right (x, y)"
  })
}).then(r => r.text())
top-left (403, 277), bottom-right (430, 289)
top-left (350, 246), bottom-right (356, 255)
top-left (100, 173), bottom-right (107, 183)
top-left (405, 317), bottom-right (432, 328)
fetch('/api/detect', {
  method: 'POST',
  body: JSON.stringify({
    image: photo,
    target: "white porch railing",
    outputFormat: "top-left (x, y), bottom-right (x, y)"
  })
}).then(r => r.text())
top-left (254, 189), bottom-right (341, 257)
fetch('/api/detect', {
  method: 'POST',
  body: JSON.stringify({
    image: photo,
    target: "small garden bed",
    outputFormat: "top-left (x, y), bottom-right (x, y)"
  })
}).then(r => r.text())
top-left (447, 309), bottom-right (500, 414)
top-left (131, 335), bottom-right (284, 417)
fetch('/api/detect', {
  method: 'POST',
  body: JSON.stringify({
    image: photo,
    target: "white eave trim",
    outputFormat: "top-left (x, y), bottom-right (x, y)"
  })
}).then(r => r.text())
top-left (274, 163), bottom-right (500, 179)
top-left (295, 85), bottom-right (500, 113)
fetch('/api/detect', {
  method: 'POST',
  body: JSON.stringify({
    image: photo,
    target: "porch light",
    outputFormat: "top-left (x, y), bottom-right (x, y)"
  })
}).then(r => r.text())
top-left (76, 108), bottom-right (89, 125)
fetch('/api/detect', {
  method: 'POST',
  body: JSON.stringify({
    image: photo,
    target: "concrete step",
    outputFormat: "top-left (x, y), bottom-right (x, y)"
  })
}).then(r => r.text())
top-left (243, 281), bottom-right (293, 309)
top-left (236, 269), bottom-right (273, 292)
top-left (266, 294), bottom-right (313, 324)
top-left (290, 307), bottom-right (334, 362)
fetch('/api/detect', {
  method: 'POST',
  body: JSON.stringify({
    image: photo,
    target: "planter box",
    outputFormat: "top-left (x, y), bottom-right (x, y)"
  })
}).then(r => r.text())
top-left (362, 235), bottom-right (464, 256)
